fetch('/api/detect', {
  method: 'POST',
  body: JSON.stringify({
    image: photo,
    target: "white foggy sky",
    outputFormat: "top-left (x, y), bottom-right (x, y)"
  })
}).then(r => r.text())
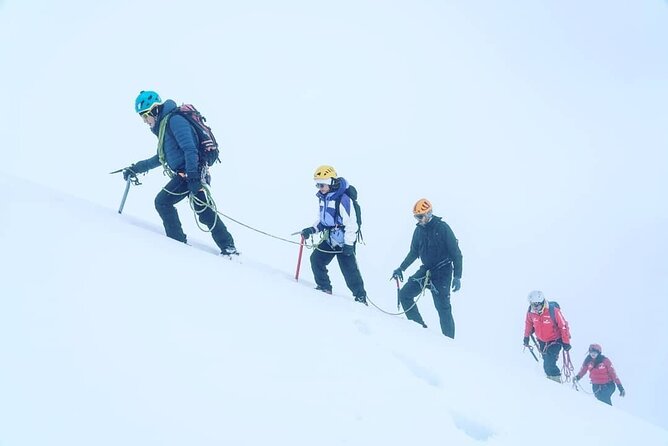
top-left (1, 0), bottom-right (666, 429)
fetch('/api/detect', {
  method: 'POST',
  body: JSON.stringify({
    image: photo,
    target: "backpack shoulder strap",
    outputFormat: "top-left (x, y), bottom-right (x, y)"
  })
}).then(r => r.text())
top-left (548, 301), bottom-right (560, 333)
top-left (333, 189), bottom-right (353, 223)
top-left (334, 192), bottom-right (345, 223)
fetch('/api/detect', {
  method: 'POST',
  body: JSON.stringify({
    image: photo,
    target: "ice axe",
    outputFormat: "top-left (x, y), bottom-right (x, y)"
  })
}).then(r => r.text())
top-left (530, 334), bottom-right (543, 358)
top-left (110, 168), bottom-right (140, 214)
top-left (294, 234), bottom-right (305, 281)
top-left (525, 345), bottom-right (539, 362)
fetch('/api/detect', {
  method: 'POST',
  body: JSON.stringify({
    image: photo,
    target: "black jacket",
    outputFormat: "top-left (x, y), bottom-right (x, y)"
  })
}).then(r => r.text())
top-left (399, 216), bottom-right (463, 278)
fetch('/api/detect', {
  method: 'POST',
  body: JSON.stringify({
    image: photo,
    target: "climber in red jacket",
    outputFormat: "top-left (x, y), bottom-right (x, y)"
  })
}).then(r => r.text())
top-left (523, 290), bottom-right (572, 382)
top-left (575, 343), bottom-right (625, 405)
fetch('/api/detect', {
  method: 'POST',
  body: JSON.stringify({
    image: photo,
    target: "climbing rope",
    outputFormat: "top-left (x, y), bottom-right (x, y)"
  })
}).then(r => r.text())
top-left (190, 190), bottom-right (302, 245)
top-left (365, 271), bottom-right (430, 316)
top-left (572, 378), bottom-right (593, 394)
top-left (184, 189), bottom-right (353, 253)
top-left (155, 181), bottom-right (438, 317)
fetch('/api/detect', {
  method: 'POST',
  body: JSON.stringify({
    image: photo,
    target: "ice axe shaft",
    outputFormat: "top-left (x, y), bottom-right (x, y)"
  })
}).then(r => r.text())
top-left (118, 177), bottom-right (131, 214)
top-left (395, 277), bottom-right (401, 310)
top-left (295, 235), bottom-right (305, 281)
top-left (526, 345), bottom-right (539, 362)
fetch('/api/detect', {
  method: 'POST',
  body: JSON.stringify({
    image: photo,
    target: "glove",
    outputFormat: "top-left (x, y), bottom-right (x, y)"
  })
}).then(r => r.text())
top-left (301, 227), bottom-right (316, 238)
top-left (187, 177), bottom-right (203, 195)
top-left (122, 165), bottom-right (137, 181)
top-left (617, 384), bottom-right (625, 397)
top-left (452, 277), bottom-right (462, 292)
top-left (341, 244), bottom-right (354, 256)
top-left (523, 336), bottom-right (530, 347)
top-left (562, 343), bottom-right (572, 352)
top-left (574, 375), bottom-right (581, 382)
top-left (391, 268), bottom-right (404, 282)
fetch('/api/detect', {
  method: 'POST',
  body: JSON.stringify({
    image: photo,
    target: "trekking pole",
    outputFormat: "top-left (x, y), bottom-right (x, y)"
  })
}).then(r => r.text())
top-left (394, 277), bottom-right (401, 311)
top-left (295, 235), bottom-right (305, 281)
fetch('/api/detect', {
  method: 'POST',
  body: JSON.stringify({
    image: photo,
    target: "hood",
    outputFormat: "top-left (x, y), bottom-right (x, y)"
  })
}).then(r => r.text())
top-left (316, 177), bottom-right (349, 200)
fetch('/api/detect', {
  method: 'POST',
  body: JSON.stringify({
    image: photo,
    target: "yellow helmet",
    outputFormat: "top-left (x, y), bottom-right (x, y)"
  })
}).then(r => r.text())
top-left (413, 198), bottom-right (432, 215)
top-left (313, 165), bottom-right (337, 184)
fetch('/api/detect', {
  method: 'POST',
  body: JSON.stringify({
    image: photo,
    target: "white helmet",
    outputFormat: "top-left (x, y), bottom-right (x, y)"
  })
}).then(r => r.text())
top-left (528, 290), bottom-right (545, 304)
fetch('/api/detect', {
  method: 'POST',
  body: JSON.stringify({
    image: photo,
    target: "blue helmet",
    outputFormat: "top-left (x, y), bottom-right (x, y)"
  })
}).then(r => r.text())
top-left (135, 90), bottom-right (162, 114)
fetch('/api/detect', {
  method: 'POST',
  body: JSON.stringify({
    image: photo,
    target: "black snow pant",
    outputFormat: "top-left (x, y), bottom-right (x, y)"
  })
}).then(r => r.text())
top-left (154, 176), bottom-right (234, 252)
top-left (593, 382), bottom-right (616, 406)
top-left (310, 240), bottom-right (366, 299)
top-left (399, 264), bottom-right (455, 338)
top-left (537, 340), bottom-right (563, 377)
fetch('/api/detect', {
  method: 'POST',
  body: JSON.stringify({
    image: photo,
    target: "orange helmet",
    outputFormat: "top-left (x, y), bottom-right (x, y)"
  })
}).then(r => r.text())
top-left (413, 198), bottom-right (432, 215)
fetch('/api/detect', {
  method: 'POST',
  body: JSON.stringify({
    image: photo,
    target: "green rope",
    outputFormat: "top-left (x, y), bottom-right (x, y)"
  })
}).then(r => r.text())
top-left (188, 192), bottom-right (302, 245)
top-left (157, 172), bottom-right (344, 253)
top-left (189, 186), bottom-right (219, 233)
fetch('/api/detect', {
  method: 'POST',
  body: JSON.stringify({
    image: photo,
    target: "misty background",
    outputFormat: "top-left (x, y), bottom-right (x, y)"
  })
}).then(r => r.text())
top-left (1, 0), bottom-right (666, 429)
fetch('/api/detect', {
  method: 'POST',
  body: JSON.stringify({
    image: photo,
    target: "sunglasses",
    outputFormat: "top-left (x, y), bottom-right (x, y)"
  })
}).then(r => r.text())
top-left (316, 183), bottom-right (330, 189)
top-left (589, 350), bottom-right (600, 354)
top-left (531, 301), bottom-right (544, 308)
top-left (414, 213), bottom-right (429, 220)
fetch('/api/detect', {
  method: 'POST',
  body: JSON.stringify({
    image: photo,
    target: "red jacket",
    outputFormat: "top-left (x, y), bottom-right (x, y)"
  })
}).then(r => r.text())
top-left (576, 356), bottom-right (622, 385)
top-left (524, 304), bottom-right (571, 344)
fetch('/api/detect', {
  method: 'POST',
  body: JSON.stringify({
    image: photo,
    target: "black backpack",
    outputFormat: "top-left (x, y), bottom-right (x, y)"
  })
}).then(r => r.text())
top-left (335, 185), bottom-right (363, 243)
top-left (169, 104), bottom-right (220, 167)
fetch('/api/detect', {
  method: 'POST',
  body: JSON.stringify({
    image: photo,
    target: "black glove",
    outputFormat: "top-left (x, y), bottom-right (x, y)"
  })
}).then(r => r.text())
top-left (574, 375), bottom-right (581, 382)
top-left (523, 336), bottom-right (530, 347)
top-left (562, 343), bottom-right (572, 352)
top-left (452, 277), bottom-right (461, 292)
top-left (391, 268), bottom-right (403, 282)
top-left (301, 227), bottom-right (316, 238)
top-left (617, 384), bottom-right (625, 397)
top-left (341, 244), bottom-right (354, 256)
top-left (187, 177), bottom-right (203, 195)
top-left (123, 165), bottom-right (137, 181)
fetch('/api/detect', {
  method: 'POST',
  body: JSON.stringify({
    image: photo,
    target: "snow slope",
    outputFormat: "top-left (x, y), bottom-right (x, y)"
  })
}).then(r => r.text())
top-left (1, 175), bottom-right (667, 445)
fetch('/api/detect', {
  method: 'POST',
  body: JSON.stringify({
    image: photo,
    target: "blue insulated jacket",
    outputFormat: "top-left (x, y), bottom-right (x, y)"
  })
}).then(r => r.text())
top-left (310, 178), bottom-right (358, 247)
top-left (131, 99), bottom-right (200, 177)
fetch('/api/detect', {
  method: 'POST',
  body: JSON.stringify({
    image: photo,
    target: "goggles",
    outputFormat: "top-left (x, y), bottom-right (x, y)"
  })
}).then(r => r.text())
top-left (316, 183), bottom-right (330, 189)
top-left (589, 349), bottom-right (600, 354)
top-left (530, 301), bottom-right (544, 309)
top-left (414, 213), bottom-right (429, 220)
top-left (139, 103), bottom-right (160, 119)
